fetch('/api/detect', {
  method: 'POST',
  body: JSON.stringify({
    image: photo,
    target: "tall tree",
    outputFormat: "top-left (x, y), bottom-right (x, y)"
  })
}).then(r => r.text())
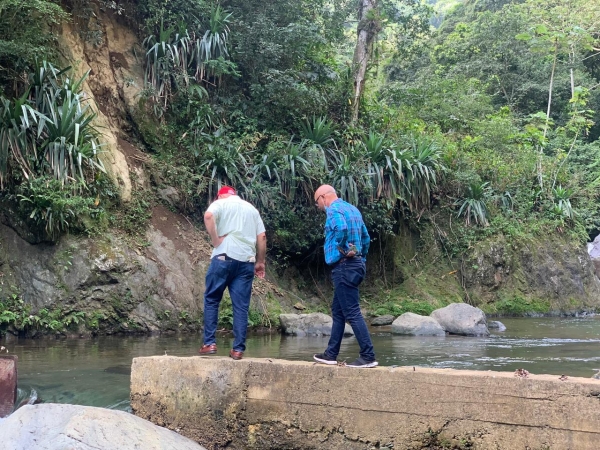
top-left (351, 0), bottom-right (381, 123)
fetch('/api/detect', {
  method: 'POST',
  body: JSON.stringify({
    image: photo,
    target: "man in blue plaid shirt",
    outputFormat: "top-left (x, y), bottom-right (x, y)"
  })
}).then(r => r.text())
top-left (312, 184), bottom-right (378, 368)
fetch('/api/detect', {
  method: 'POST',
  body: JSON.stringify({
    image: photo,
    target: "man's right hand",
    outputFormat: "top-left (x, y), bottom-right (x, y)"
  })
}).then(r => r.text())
top-left (212, 235), bottom-right (226, 247)
top-left (254, 262), bottom-right (265, 279)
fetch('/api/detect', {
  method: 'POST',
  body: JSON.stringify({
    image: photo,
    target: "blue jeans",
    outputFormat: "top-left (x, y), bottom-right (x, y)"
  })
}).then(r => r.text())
top-left (325, 258), bottom-right (375, 362)
top-left (203, 256), bottom-right (255, 352)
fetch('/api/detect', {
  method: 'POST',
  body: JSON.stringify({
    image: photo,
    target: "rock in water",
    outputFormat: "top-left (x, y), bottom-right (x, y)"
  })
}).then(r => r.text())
top-left (371, 315), bottom-right (394, 326)
top-left (488, 320), bottom-right (507, 332)
top-left (431, 303), bottom-right (490, 336)
top-left (279, 313), bottom-right (354, 336)
top-left (391, 313), bottom-right (446, 336)
top-left (0, 403), bottom-right (206, 450)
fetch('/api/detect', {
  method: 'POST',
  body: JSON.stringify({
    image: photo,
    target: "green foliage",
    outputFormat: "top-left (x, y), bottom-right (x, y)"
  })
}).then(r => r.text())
top-left (141, 4), bottom-right (235, 117)
top-left (0, 0), bottom-right (67, 86)
top-left (550, 185), bottom-right (574, 219)
top-left (363, 132), bottom-right (401, 204)
top-left (15, 177), bottom-right (105, 239)
top-left (299, 116), bottom-right (334, 147)
top-left (456, 182), bottom-right (491, 227)
top-left (108, 188), bottom-right (152, 239)
top-left (217, 295), bottom-right (234, 328)
top-left (402, 136), bottom-right (446, 211)
top-left (198, 129), bottom-right (248, 199)
top-left (328, 148), bottom-right (364, 206)
top-left (481, 295), bottom-right (551, 316)
top-left (0, 293), bottom-right (86, 336)
top-left (0, 62), bottom-right (104, 190)
top-left (0, 61), bottom-right (109, 240)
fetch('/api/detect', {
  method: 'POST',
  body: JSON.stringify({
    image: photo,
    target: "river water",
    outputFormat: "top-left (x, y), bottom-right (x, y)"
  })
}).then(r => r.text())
top-left (3, 316), bottom-right (600, 411)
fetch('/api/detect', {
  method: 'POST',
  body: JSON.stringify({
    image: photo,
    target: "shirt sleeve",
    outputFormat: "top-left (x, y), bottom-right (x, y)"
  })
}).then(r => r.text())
top-left (360, 222), bottom-right (370, 257)
top-left (256, 211), bottom-right (266, 235)
top-left (206, 201), bottom-right (220, 220)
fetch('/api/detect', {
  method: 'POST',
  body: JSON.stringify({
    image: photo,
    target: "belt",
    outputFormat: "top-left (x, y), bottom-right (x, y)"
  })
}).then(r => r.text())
top-left (214, 253), bottom-right (255, 263)
top-left (333, 255), bottom-right (362, 266)
top-left (214, 253), bottom-right (234, 261)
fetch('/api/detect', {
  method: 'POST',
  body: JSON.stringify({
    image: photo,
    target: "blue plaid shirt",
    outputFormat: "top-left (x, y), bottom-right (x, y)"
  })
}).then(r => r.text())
top-left (323, 199), bottom-right (370, 265)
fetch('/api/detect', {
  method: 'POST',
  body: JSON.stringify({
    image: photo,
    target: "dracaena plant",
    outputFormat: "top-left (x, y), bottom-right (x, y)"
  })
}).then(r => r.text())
top-left (0, 61), bottom-right (106, 240)
top-left (299, 116), bottom-right (334, 148)
top-left (363, 131), bottom-right (404, 205)
top-left (142, 6), bottom-right (233, 116)
top-left (401, 136), bottom-right (446, 212)
top-left (456, 181), bottom-right (491, 226)
top-left (0, 61), bottom-right (104, 190)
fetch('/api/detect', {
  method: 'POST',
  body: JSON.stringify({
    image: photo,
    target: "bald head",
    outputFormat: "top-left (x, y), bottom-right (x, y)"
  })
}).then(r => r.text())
top-left (314, 184), bottom-right (337, 210)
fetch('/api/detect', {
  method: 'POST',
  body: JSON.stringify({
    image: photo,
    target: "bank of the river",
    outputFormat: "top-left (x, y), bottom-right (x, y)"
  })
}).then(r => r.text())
top-left (4, 316), bottom-right (600, 412)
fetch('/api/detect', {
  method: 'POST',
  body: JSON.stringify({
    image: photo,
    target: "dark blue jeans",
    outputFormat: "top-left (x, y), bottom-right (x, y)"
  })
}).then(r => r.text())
top-left (203, 256), bottom-right (255, 352)
top-left (325, 258), bottom-right (375, 362)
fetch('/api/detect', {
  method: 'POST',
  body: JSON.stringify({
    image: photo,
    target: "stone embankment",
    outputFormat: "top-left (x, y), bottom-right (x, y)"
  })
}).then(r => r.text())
top-left (131, 356), bottom-right (600, 450)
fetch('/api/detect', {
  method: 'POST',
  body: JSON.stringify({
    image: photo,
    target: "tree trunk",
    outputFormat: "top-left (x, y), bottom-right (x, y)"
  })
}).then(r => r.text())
top-left (351, 0), bottom-right (380, 124)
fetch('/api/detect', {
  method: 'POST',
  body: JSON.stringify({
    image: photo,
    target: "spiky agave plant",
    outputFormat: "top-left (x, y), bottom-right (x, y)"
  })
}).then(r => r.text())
top-left (362, 131), bottom-right (405, 205)
top-left (299, 116), bottom-right (334, 148)
top-left (551, 185), bottom-right (574, 219)
top-left (143, 19), bottom-right (193, 114)
top-left (456, 181), bottom-right (491, 226)
top-left (1, 62), bottom-right (106, 239)
top-left (198, 130), bottom-right (247, 200)
top-left (251, 152), bottom-right (281, 184)
top-left (39, 88), bottom-right (104, 183)
top-left (402, 136), bottom-right (445, 211)
top-left (0, 64), bottom-right (104, 190)
top-left (189, 5), bottom-right (233, 85)
top-left (328, 148), bottom-right (366, 206)
top-left (0, 93), bottom-right (37, 188)
top-left (278, 138), bottom-right (312, 202)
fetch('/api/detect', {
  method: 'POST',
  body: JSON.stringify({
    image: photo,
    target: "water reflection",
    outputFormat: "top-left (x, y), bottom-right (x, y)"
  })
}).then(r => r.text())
top-left (2, 316), bottom-right (599, 410)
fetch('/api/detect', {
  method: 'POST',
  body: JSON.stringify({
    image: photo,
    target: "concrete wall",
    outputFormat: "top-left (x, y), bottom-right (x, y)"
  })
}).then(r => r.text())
top-left (131, 356), bottom-right (600, 450)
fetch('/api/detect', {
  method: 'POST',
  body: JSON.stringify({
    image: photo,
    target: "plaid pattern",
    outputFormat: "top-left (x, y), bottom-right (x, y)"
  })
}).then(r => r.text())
top-left (323, 199), bottom-right (370, 265)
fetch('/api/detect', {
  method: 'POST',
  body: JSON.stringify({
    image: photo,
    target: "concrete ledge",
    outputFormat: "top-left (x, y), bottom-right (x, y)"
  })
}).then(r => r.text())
top-left (131, 356), bottom-right (600, 449)
top-left (0, 355), bottom-right (17, 418)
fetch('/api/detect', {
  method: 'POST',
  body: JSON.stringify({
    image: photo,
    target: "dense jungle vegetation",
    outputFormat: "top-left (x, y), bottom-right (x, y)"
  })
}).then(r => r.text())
top-left (1, 0), bottom-right (599, 323)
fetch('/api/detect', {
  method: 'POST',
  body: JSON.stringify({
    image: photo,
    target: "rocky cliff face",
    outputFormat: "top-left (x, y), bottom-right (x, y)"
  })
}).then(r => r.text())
top-left (460, 235), bottom-right (600, 314)
top-left (0, 205), bottom-right (210, 334)
top-left (57, 12), bottom-right (144, 203)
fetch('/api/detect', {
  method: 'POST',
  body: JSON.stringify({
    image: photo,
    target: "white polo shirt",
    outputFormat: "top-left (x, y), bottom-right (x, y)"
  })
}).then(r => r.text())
top-left (207, 195), bottom-right (266, 262)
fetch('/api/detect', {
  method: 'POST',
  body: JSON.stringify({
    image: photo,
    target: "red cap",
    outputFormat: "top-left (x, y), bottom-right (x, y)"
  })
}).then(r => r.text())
top-left (216, 185), bottom-right (236, 198)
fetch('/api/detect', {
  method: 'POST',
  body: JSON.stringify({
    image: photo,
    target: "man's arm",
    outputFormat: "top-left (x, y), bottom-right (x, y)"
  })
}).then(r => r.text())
top-left (255, 232), bottom-right (267, 278)
top-left (360, 222), bottom-right (370, 258)
top-left (204, 211), bottom-right (224, 248)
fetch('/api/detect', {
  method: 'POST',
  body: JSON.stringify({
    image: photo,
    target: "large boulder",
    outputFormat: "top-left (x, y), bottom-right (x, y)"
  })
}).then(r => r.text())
top-left (279, 313), bottom-right (354, 336)
top-left (0, 403), bottom-right (205, 450)
top-left (391, 313), bottom-right (446, 336)
top-left (430, 303), bottom-right (490, 336)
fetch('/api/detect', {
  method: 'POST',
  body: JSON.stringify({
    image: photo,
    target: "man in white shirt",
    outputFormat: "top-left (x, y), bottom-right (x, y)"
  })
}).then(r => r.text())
top-left (199, 186), bottom-right (267, 360)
